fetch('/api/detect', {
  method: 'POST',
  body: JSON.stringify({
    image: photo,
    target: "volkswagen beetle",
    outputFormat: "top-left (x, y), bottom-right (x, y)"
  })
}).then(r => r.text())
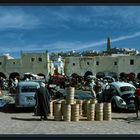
top-left (102, 82), bottom-right (136, 111)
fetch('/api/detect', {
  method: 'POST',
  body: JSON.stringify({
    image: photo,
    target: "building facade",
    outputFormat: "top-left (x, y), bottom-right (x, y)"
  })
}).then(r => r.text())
top-left (64, 54), bottom-right (140, 77)
top-left (0, 51), bottom-right (54, 79)
top-left (0, 51), bottom-right (140, 80)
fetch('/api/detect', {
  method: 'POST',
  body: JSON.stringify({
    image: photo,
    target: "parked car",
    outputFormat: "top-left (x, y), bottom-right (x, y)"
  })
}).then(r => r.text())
top-left (15, 81), bottom-right (40, 108)
top-left (102, 82), bottom-right (136, 111)
top-left (0, 97), bottom-right (8, 108)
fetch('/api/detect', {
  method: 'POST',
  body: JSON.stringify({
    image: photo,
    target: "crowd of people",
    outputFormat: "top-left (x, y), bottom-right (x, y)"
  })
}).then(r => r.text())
top-left (38, 72), bottom-right (140, 120)
top-left (47, 72), bottom-right (140, 119)
top-left (0, 72), bottom-right (140, 120)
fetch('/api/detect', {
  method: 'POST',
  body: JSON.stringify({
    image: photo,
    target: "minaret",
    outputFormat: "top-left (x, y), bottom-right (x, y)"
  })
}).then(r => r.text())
top-left (46, 50), bottom-right (50, 77)
top-left (107, 35), bottom-right (111, 52)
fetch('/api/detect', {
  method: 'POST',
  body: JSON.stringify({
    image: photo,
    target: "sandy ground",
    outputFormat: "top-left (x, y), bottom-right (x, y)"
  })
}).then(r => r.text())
top-left (0, 103), bottom-right (140, 135)
top-left (1, 90), bottom-right (140, 135)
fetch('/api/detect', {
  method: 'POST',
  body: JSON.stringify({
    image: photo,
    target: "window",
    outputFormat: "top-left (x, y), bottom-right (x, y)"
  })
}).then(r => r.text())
top-left (21, 86), bottom-right (37, 93)
top-left (96, 61), bottom-right (99, 65)
top-left (73, 63), bottom-right (75, 66)
top-left (120, 86), bottom-right (135, 92)
top-left (130, 59), bottom-right (134, 65)
top-left (0, 62), bottom-right (2, 65)
top-left (114, 62), bottom-right (117, 65)
top-left (87, 62), bottom-right (90, 65)
top-left (31, 58), bottom-right (35, 62)
top-left (38, 57), bottom-right (42, 62)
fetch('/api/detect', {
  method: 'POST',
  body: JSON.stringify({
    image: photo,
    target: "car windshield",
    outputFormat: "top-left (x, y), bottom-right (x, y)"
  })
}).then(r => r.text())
top-left (120, 86), bottom-right (135, 92)
top-left (21, 86), bottom-right (37, 93)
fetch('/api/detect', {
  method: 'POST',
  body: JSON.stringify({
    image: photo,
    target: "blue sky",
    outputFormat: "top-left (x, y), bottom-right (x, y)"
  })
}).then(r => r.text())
top-left (0, 5), bottom-right (140, 58)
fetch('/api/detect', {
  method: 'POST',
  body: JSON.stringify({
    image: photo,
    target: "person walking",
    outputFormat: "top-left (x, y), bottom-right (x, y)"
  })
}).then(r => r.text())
top-left (34, 82), bottom-right (51, 121)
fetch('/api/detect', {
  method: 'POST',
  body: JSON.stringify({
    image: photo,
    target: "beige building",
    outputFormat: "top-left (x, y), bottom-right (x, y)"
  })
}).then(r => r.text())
top-left (0, 51), bottom-right (54, 79)
top-left (64, 54), bottom-right (140, 78)
top-left (64, 36), bottom-right (140, 78)
top-left (0, 51), bottom-right (140, 80)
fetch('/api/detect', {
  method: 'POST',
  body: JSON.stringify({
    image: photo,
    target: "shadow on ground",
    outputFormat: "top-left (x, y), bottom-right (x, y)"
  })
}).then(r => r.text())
top-left (0, 103), bottom-right (34, 113)
top-left (11, 117), bottom-right (41, 121)
top-left (112, 109), bottom-right (136, 113)
top-left (11, 117), bottom-right (55, 121)
top-left (125, 117), bottom-right (140, 124)
top-left (112, 115), bottom-right (140, 124)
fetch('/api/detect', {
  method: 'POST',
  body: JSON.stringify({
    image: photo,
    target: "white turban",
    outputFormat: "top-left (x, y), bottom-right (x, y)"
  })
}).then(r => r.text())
top-left (41, 82), bottom-right (46, 87)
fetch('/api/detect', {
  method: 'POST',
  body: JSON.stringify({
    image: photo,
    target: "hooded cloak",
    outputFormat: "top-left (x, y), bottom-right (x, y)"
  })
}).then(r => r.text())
top-left (34, 84), bottom-right (51, 116)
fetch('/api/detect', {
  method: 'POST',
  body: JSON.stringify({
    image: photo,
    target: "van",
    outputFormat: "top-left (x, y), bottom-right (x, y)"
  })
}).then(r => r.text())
top-left (15, 81), bottom-right (40, 108)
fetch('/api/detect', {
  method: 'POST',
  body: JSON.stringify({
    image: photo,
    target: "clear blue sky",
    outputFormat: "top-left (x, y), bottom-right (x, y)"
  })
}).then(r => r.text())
top-left (0, 5), bottom-right (140, 58)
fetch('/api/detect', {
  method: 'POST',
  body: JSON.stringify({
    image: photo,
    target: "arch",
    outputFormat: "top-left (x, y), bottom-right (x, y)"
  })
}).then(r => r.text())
top-left (108, 72), bottom-right (118, 79)
top-left (71, 73), bottom-right (80, 78)
top-left (137, 73), bottom-right (140, 80)
top-left (84, 71), bottom-right (93, 78)
top-left (129, 72), bottom-right (136, 80)
top-left (9, 72), bottom-right (20, 80)
top-left (96, 72), bottom-right (105, 79)
top-left (119, 72), bottom-right (129, 81)
top-left (0, 72), bottom-right (7, 79)
top-left (119, 72), bottom-right (126, 78)
top-left (129, 72), bottom-right (135, 77)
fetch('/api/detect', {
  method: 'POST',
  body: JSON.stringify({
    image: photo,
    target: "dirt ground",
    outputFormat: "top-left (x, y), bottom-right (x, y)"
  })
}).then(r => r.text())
top-left (0, 102), bottom-right (140, 135)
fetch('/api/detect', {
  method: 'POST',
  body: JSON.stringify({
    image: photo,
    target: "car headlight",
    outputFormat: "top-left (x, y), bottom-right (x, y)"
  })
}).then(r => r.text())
top-left (119, 99), bottom-right (124, 104)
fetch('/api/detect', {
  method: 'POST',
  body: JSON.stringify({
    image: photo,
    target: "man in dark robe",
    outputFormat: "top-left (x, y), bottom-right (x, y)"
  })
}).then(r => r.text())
top-left (34, 82), bottom-right (51, 120)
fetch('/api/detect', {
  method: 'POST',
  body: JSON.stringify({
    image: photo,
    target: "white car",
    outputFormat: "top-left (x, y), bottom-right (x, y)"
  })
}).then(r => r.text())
top-left (102, 82), bottom-right (136, 111)
top-left (15, 81), bottom-right (40, 108)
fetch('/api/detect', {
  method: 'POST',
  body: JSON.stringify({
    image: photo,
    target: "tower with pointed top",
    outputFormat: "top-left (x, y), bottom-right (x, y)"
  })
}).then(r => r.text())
top-left (107, 35), bottom-right (111, 52)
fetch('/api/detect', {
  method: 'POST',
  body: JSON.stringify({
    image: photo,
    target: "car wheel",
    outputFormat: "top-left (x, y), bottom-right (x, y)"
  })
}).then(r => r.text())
top-left (111, 99), bottom-right (118, 112)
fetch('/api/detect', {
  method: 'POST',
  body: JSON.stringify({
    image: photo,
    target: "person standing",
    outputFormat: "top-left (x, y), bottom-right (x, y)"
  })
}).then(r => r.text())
top-left (95, 81), bottom-right (103, 103)
top-left (13, 77), bottom-right (18, 88)
top-left (0, 77), bottom-right (4, 90)
top-left (134, 86), bottom-right (140, 118)
top-left (0, 87), bottom-right (3, 97)
top-left (89, 79), bottom-right (96, 99)
top-left (34, 82), bottom-right (51, 120)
